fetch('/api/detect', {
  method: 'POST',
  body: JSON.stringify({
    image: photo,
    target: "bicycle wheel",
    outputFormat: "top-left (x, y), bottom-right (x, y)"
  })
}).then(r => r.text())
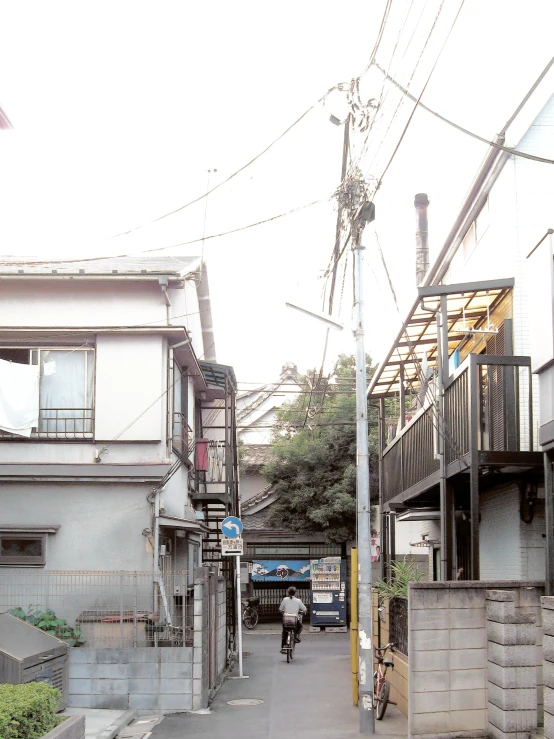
top-left (243, 608), bottom-right (257, 629)
top-left (375, 680), bottom-right (390, 720)
top-left (286, 633), bottom-right (291, 663)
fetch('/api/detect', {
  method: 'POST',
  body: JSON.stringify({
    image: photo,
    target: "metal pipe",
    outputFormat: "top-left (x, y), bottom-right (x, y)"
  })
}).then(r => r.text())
top-left (353, 225), bottom-right (374, 734)
top-left (415, 193), bottom-right (430, 287)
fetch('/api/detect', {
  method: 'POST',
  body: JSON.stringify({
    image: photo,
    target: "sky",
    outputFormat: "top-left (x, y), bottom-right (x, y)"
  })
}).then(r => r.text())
top-left (1, 0), bottom-right (554, 387)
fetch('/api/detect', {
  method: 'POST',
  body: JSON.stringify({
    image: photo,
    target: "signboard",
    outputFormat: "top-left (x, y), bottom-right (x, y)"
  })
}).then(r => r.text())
top-left (222, 536), bottom-right (243, 555)
top-left (252, 560), bottom-right (310, 581)
top-left (371, 533), bottom-right (381, 562)
top-left (221, 516), bottom-right (243, 539)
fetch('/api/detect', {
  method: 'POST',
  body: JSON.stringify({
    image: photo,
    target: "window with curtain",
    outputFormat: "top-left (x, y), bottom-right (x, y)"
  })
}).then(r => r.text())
top-left (0, 347), bottom-right (94, 439)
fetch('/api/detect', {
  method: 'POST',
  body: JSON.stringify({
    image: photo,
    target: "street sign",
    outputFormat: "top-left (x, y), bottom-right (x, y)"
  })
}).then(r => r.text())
top-left (221, 516), bottom-right (243, 539)
top-left (222, 536), bottom-right (243, 556)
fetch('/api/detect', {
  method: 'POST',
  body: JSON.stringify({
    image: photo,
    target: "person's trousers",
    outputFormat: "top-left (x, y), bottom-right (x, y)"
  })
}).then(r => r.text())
top-left (281, 620), bottom-right (303, 648)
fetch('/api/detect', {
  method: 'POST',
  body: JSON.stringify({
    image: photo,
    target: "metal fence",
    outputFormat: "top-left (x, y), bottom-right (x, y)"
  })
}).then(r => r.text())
top-left (389, 596), bottom-right (408, 656)
top-left (0, 570), bottom-right (192, 648)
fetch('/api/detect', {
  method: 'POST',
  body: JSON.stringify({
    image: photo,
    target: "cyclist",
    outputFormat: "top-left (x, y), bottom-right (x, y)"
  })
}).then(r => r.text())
top-left (279, 586), bottom-right (307, 653)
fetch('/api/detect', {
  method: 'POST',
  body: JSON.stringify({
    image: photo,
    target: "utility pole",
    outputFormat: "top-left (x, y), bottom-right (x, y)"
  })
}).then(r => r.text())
top-left (328, 114), bottom-right (350, 314)
top-left (351, 195), bottom-right (375, 735)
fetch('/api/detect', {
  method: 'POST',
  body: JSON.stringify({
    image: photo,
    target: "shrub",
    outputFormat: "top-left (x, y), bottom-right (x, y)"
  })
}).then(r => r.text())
top-left (373, 556), bottom-right (423, 599)
top-left (0, 683), bottom-right (63, 739)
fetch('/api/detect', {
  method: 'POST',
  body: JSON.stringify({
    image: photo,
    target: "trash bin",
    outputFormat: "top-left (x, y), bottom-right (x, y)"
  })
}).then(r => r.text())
top-left (0, 613), bottom-right (68, 710)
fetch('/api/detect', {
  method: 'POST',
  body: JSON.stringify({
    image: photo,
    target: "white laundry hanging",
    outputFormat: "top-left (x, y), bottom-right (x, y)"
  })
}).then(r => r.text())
top-left (0, 359), bottom-right (40, 437)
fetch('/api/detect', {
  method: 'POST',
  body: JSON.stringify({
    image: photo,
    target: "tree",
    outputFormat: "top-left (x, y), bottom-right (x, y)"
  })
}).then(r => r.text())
top-left (262, 354), bottom-right (378, 544)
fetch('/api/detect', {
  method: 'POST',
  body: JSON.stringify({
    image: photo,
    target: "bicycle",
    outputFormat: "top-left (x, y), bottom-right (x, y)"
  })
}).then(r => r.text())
top-left (373, 642), bottom-right (395, 720)
top-left (281, 612), bottom-right (301, 663)
top-left (242, 597), bottom-right (259, 629)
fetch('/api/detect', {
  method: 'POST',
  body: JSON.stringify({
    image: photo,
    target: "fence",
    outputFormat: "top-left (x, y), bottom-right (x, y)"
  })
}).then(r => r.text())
top-left (389, 596), bottom-right (408, 656)
top-left (0, 570), bottom-right (192, 648)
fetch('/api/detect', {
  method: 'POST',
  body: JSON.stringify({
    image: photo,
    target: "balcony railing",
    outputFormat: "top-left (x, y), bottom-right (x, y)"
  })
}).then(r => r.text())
top-left (0, 408), bottom-right (94, 440)
top-left (382, 354), bottom-right (533, 504)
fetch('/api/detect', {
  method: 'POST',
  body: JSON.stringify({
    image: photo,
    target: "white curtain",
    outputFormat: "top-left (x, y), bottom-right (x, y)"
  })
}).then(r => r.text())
top-left (0, 359), bottom-right (39, 437)
top-left (39, 351), bottom-right (94, 436)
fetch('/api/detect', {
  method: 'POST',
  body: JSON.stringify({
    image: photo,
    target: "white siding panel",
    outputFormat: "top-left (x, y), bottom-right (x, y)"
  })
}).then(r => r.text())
top-left (480, 485), bottom-right (522, 580)
top-left (95, 334), bottom-right (165, 441)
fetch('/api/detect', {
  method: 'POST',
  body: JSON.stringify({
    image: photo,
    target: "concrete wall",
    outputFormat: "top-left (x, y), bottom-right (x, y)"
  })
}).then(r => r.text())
top-left (67, 647), bottom-right (193, 713)
top-left (95, 334), bottom-right (165, 442)
top-left (216, 577), bottom-right (227, 679)
top-left (541, 596), bottom-right (554, 739)
top-left (0, 482), bottom-right (152, 571)
top-left (408, 581), bottom-right (544, 739)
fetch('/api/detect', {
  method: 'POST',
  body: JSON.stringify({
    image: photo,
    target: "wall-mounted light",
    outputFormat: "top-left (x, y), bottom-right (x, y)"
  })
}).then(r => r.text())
top-left (520, 481), bottom-right (538, 524)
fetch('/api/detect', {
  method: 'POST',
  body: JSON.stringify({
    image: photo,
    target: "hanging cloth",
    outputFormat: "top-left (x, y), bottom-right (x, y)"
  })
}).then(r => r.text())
top-left (0, 359), bottom-right (40, 437)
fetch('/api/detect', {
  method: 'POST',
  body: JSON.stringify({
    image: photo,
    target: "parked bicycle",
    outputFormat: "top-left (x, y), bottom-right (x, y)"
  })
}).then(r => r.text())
top-left (281, 612), bottom-right (302, 663)
top-left (373, 642), bottom-right (395, 720)
top-left (242, 596), bottom-right (259, 629)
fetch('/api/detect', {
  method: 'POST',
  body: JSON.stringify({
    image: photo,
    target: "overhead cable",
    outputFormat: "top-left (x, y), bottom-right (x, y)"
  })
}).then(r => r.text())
top-left (107, 86), bottom-right (340, 239)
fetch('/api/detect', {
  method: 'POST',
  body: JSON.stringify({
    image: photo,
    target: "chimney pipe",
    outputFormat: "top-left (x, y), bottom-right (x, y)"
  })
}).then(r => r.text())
top-left (415, 193), bottom-right (430, 287)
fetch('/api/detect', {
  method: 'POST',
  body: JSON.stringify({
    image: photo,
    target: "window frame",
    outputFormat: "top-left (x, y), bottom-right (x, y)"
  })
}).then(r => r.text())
top-left (0, 345), bottom-right (95, 441)
top-left (0, 532), bottom-right (47, 567)
top-left (171, 359), bottom-right (190, 460)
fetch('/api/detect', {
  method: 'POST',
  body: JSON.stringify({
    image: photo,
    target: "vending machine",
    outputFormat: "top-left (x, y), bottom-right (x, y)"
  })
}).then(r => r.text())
top-left (309, 556), bottom-right (347, 627)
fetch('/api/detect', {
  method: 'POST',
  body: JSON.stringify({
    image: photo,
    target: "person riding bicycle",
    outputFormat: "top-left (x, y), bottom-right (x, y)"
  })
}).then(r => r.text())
top-left (279, 586), bottom-right (307, 653)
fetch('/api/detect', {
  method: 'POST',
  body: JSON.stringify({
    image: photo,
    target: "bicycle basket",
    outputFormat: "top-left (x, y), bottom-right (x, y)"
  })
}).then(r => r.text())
top-left (282, 612), bottom-right (298, 628)
top-left (247, 597), bottom-right (260, 607)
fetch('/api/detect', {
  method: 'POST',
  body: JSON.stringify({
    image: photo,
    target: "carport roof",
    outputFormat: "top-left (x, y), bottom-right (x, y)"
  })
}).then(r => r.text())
top-left (367, 278), bottom-right (514, 398)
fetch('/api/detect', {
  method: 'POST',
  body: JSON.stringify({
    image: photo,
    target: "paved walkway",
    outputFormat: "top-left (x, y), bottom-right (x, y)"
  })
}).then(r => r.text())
top-left (151, 632), bottom-right (408, 739)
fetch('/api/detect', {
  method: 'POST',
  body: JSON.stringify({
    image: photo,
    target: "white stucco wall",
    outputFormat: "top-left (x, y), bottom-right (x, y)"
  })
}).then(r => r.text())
top-left (0, 482), bottom-right (152, 570)
top-left (95, 333), bottom-right (165, 442)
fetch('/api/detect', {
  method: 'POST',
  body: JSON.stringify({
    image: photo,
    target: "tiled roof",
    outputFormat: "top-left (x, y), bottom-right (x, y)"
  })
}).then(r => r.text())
top-left (242, 484), bottom-right (274, 512)
top-left (0, 255), bottom-right (200, 276)
top-left (241, 444), bottom-right (274, 469)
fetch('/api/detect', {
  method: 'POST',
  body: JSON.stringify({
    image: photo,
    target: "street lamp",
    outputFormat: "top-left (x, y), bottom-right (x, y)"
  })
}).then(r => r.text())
top-left (285, 302), bottom-right (344, 331)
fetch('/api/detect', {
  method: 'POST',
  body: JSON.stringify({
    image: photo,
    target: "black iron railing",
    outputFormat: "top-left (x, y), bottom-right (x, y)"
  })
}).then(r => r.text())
top-left (382, 354), bottom-right (533, 502)
top-left (389, 596), bottom-right (408, 656)
top-left (36, 408), bottom-right (94, 439)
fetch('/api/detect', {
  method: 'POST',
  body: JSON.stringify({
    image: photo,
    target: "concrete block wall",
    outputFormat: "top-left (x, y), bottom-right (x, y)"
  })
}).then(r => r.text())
top-left (408, 581), bottom-right (543, 739)
top-left (486, 590), bottom-right (537, 739)
top-left (216, 577), bottom-right (227, 678)
top-left (192, 568), bottom-right (209, 710)
top-left (67, 647), bottom-right (193, 713)
top-left (542, 596), bottom-right (554, 739)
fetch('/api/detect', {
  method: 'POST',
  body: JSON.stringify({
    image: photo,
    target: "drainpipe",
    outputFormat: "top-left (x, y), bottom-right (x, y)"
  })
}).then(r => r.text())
top-left (415, 193), bottom-right (430, 287)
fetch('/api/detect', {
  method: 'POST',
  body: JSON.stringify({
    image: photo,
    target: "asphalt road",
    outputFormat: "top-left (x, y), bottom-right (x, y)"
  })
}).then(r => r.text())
top-left (151, 632), bottom-right (408, 739)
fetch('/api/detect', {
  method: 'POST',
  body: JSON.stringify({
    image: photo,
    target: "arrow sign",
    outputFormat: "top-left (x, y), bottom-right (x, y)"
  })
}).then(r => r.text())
top-left (221, 516), bottom-right (243, 539)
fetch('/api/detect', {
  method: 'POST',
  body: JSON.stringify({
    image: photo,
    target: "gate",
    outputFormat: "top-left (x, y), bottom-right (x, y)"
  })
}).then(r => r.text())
top-left (253, 582), bottom-right (311, 621)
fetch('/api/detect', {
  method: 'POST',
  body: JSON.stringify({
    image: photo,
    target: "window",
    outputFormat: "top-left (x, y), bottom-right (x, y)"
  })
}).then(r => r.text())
top-left (0, 533), bottom-right (46, 566)
top-left (172, 361), bottom-right (189, 457)
top-left (0, 347), bottom-right (94, 439)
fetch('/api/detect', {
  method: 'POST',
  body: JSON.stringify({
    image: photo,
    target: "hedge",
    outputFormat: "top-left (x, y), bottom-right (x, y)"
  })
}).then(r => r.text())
top-left (0, 683), bottom-right (64, 739)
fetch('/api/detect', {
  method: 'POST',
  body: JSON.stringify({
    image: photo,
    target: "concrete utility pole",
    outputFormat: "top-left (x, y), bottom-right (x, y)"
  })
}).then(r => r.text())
top-left (351, 196), bottom-right (375, 735)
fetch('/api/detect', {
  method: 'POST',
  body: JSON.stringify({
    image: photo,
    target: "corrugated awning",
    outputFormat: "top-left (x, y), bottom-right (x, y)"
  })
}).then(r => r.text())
top-left (368, 278), bottom-right (514, 398)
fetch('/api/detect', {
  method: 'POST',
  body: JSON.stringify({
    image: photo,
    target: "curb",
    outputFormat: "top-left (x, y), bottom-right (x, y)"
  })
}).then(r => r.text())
top-left (95, 709), bottom-right (138, 739)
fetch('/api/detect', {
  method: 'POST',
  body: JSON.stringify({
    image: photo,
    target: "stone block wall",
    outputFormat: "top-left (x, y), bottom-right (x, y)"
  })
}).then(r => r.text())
top-left (542, 596), bottom-right (554, 739)
top-left (67, 647), bottom-right (193, 713)
top-left (408, 581), bottom-right (543, 739)
top-left (216, 577), bottom-right (227, 678)
top-left (486, 590), bottom-right (537, 739)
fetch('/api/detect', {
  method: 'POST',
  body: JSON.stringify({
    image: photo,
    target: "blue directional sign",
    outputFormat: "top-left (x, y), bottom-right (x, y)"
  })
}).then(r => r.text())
top-left (221, 516), bottom-right (243, 539)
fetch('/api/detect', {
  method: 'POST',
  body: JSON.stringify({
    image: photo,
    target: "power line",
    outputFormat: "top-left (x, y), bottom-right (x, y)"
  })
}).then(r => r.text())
top-left (0, 199), bottom-right (330, 268)
top-left (107, 86), bottom-right (340, 239)
top-left (373, 59), bottom-right (554, 166)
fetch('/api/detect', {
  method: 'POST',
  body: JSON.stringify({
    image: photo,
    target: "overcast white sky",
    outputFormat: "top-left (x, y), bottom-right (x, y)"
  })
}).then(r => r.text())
top-left (1, 0), bottom-right (553, 385)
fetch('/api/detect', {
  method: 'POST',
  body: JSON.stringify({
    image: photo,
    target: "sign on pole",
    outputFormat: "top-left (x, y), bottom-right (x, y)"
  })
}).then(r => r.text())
top-left (221, 516), bottom-right (243, 538)
top-left (221, 536), bottom-right (243, 555)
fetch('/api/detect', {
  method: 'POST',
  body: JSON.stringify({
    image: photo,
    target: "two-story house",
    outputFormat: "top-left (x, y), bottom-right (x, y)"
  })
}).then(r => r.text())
top-left (371, 69), bottom-right (554, 584)
top-left (0, 256), bottom-right (239, 627)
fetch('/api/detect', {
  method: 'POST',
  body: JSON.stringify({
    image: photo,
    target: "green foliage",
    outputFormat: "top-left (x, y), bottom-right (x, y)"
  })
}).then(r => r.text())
top-left (10, 606), bottom-right (85, 647)
top-left (373, 557), bottom-right (424, 599)
top-left (262, 354), bottom-right (378, 544)
top-left (0, 683), bottom-right (64, 739)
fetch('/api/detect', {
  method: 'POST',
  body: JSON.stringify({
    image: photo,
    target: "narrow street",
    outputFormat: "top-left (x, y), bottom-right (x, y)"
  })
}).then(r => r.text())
top-left (151, 632), bottom-right (407, 739)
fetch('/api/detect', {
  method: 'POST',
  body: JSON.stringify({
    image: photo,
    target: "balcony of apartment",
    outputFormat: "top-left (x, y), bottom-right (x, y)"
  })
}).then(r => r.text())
top-left (190, 361), bottom-right (239, 511)
top-left (381, 352), bottom-right (540, 507)
top-left (369, 278), bottom-right (543, 579)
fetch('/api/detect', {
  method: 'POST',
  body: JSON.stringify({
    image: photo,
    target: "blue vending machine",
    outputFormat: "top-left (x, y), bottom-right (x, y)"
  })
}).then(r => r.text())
top-left (309, 556), bottom-right (346, 627)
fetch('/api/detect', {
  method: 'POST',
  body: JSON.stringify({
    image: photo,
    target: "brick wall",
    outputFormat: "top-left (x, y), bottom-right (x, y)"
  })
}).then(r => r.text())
top-left (408, 581), bottom-right (544, 739)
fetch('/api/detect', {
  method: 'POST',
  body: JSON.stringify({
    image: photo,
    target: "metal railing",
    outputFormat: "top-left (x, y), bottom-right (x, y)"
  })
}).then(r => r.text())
top-left (382, 354), bottom-right (534, 502)
top-left (388, 596), bottom-right (408, 656)
top-left (0, 570), bottom-right (192, 648)
top-left (36, 408), bottom-right (94, 439)
top-left (207, 440), bottom-right (226, 483)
